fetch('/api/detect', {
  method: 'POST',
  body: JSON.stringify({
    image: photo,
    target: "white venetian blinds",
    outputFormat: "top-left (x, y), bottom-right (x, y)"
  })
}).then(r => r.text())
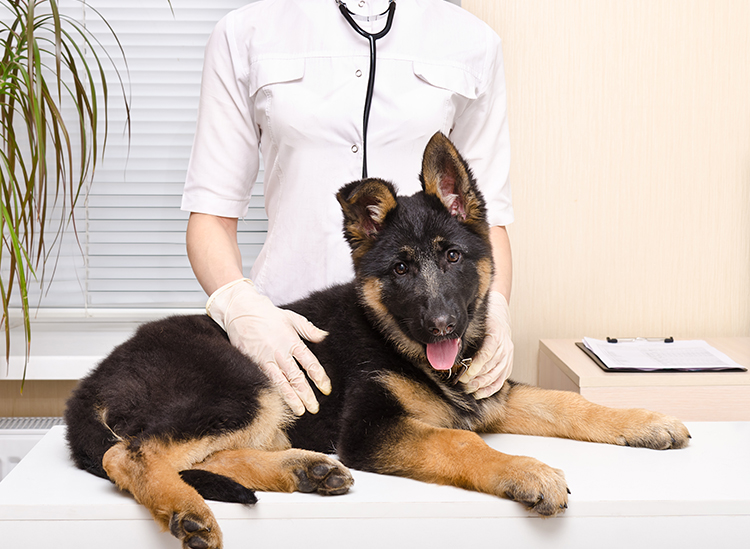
top-left (21, 0), bottom-right (460, 311)
top-left (25, 0), bottom-right (262, 310)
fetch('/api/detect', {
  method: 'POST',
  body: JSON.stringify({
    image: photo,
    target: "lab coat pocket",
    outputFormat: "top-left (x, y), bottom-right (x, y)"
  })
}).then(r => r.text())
top-left (412, 62), bottom-right (478, 100)
top-left (248, 58), bottom-right (306, 97)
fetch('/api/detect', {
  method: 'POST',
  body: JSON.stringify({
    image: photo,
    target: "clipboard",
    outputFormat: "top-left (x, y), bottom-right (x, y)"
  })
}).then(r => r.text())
top-left (576, 340), bottom-right (747, 373)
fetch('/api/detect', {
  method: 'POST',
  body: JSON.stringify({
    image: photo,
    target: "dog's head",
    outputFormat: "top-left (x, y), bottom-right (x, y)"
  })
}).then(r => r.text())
top-left (337, 132), bottom-right (493, 375)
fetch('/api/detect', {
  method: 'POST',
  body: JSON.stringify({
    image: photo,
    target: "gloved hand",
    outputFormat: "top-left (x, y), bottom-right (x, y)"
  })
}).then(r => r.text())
top-left (459, 290), bottom-right (514, 399)
top-left (206, 278), bottom-right (331, 416)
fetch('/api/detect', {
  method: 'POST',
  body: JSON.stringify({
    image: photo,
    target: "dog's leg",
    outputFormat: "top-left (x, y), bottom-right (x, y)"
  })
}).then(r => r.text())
top-left (190, 448), bottom-right (354, 496)
top-left (365, 418), bottom-right (568, 516)
top-left (103, 440), bottom-right (222, 549)
top-left (481, 383), bottom-right (690, 449)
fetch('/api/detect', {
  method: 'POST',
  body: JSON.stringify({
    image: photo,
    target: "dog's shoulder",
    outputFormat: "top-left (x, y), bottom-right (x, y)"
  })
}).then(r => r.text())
top-left (285, 282), bottom-right (394, 370)
top-left (371, 371), bottom-right (464, 429)
top-left (283, 282), bottom-right (359, 329)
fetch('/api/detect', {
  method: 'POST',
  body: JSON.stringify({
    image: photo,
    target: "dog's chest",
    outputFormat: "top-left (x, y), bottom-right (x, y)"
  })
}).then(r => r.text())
top-left (376, 371), bottom-right (480, 430)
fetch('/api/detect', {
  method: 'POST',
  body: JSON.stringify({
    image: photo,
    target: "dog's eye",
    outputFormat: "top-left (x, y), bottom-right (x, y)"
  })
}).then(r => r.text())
top-left (394, 262), bottom-right (408, 275)
top-left (446, 250), bottom-right (461, 263)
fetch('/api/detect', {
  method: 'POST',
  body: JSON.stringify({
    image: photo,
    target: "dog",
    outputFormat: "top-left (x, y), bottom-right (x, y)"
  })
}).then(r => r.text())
top-left (65, 132), bottom-right (690, 549)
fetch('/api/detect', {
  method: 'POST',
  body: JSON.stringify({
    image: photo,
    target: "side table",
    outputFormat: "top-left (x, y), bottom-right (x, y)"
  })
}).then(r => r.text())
top-left (538, 338), bottom-right (750, 420)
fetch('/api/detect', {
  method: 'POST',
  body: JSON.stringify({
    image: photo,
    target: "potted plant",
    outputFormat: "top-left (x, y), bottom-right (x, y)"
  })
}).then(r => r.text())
top-left (0, 0), bottom-right (168, 385)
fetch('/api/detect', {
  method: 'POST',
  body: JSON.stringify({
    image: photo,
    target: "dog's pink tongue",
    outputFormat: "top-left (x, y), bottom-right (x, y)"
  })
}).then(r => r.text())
top-left (426, 339), bottom-right (460, 371)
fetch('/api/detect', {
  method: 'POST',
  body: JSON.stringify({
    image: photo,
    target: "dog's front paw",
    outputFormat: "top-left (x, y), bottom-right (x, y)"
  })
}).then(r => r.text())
top-left (291, 454), bottom-right (354, 496)
top-left (618, 411), bottom-right (691, 450)
top-left (170, 511), bottom-right (222, 549)
top-left (497, 456), bottom-right (569, 517)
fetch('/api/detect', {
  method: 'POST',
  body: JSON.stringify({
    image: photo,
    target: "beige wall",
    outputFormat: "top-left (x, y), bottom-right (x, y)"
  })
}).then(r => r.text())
top-left (464, 0), bottom-right (750, 384)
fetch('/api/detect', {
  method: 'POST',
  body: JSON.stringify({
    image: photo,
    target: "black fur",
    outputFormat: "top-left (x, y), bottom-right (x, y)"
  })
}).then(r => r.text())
top-left (65, 315), bottom-right (274, 477)
top-left (179, 470), bottom-right (258, 505)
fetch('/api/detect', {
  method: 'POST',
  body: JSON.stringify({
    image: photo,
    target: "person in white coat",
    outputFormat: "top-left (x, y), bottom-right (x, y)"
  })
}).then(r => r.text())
top-left (182, 0), bottom-right (514, 416)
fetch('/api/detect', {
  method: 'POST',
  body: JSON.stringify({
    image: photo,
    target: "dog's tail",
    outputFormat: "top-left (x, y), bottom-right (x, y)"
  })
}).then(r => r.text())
top-left (179, 469), bottom-right (258, 505)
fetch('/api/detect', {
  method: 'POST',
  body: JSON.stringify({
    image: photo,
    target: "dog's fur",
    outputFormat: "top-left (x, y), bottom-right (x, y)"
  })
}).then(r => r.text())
top-left (65, 133), bottom-right (690, 549)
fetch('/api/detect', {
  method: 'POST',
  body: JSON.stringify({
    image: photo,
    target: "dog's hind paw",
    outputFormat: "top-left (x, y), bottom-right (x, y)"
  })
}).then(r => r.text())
top-left (170, 511), bottom-right (222, 549)
top-left (292, 455), bottom-right (354, 496)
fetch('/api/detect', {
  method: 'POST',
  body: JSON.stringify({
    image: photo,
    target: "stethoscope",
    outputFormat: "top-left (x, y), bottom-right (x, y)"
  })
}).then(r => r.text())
top-left (336, 0), bottom-right (396, 178)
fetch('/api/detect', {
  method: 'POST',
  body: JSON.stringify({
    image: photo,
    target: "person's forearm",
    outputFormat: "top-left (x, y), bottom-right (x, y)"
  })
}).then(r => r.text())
top-left (186, 212), bottom-right (244, 295)
top-left (490, 225), bottom-right (512, 301)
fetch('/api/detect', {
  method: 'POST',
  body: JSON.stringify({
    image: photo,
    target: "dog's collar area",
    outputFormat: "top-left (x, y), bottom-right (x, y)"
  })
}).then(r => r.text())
top-left (440, 358), bottom-right (472, 386)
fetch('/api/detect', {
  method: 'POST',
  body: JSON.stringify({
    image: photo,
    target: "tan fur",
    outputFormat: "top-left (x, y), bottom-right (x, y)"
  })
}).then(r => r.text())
top-left (421, 132), bottom-right (488, 236)
top-left (359, 276), bottom-right (424, 361)
top-left (378, 372), bottom-right (459, 429)
top-left (191, 448), bottom-right (351, 494)
top-left (475, 256), bottom-right (493, 301)
top-left (478, 384), bottom-right (690, 450)
top-left (103, 440), bottom-right (222, 544)
top-left (338, 178), bottom-right (398, 265)
top-left (237, 390), bottom-right (295, 451)
top-left (100, 388), bottom-right (292, 547)
top-left (374, 417), bottom-right (568, 516)
top-left (463, 256), bottom-right (494, 347)
top-left (370, 376), bottom-right (687, 515)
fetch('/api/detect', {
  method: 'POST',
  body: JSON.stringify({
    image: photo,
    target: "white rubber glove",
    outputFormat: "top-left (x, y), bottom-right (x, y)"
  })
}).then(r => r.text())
top-left (206, 278), bottom-right (331, 416)
top-left (459, 290), bottom-right (514, 399)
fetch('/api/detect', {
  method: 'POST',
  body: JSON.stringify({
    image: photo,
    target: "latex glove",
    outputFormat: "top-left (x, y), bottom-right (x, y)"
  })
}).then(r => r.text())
top-left (206, 278), bottom-right (331, 416)
top-left (459, 290), bottom-right (513, 399)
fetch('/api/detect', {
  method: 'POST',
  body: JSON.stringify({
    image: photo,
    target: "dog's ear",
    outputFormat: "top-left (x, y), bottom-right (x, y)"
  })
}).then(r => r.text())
top-left (337, 178), bottom-right (398, 262)
top-left (421, 132), bottom-right (487, 232)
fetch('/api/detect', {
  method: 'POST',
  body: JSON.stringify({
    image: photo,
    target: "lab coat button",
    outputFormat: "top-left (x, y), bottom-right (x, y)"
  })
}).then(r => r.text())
top-left (355, 69), bottom-right (362, 77)
top-left (358, 1), bottom-right (366, 7)
top-left (351, 145), bottom-right (359, 153)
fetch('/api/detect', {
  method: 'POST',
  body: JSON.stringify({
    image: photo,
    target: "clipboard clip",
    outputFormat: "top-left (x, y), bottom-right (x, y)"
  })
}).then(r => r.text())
top-left (606, 336), bottom-right (674, 344)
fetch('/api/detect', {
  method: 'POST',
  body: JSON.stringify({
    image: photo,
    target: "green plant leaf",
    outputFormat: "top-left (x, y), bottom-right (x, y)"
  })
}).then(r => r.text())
top-left (0, 0), bottom-right (155, 388)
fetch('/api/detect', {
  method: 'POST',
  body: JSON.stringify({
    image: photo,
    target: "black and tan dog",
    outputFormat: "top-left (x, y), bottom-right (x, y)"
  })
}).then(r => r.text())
top-left (65, 132), bottom-right (689, 549)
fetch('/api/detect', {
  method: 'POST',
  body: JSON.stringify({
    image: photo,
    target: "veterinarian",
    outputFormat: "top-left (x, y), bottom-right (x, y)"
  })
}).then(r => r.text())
top-left (182, 0), bottom-right (514, 416)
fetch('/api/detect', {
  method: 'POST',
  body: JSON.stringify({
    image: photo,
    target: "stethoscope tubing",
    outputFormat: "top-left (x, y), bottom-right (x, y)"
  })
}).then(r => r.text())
top-left (337, 1), bottom-right (397, 179)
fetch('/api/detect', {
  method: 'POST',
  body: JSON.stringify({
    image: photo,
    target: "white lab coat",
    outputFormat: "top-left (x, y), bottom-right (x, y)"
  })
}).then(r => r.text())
top-left (182, 0), bottom-right (513, 305)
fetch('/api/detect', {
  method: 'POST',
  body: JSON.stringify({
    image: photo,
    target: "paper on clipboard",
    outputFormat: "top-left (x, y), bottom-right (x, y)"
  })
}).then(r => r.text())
top-left (581, 338), bottom-right (746, 372)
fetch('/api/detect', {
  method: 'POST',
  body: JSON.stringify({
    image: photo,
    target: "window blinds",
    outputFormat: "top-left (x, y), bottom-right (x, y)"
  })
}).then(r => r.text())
top-left (22, 0), bottom-right (261, 310)
top-left (19, 0), bottom-right (460, 312)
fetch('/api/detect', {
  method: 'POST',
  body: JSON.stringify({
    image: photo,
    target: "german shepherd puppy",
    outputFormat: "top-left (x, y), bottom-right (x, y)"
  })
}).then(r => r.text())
top-left (65, 133), bottom-right (689, 549)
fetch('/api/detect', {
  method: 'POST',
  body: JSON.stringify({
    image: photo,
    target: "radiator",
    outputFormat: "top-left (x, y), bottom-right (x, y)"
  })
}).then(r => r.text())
top-left (0, 417), bottom-right (65, 481)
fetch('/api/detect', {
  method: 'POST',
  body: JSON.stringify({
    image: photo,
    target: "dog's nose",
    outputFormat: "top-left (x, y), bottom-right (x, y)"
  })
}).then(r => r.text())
top-left (428, 315), bottom-right (456, 337)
